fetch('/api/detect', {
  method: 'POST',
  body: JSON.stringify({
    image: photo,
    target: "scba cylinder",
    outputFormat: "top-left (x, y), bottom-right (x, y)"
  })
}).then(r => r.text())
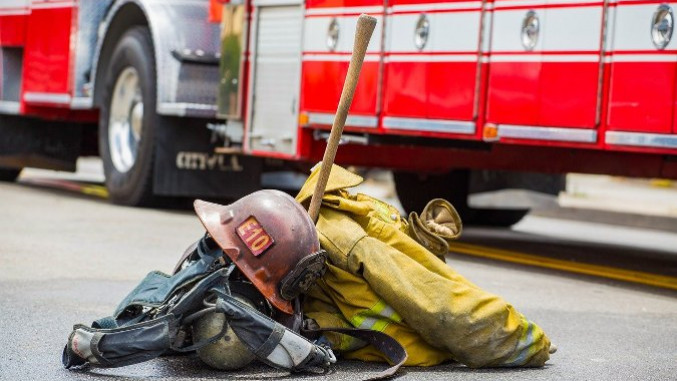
top-left (193, 296), bottom-right (256, 370)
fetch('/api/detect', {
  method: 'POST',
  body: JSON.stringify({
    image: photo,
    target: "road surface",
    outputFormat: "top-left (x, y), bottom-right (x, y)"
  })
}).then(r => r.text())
top-left (1, 171), bottom-right (676, 380)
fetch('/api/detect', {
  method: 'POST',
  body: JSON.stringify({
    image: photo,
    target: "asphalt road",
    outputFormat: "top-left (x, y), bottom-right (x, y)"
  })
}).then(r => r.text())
top-left (1, 178), bottom-right (677, 380)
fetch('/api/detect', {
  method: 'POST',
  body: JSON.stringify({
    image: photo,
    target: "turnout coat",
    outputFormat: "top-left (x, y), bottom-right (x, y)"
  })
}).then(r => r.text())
top-left (296, 165), bottom-right (552, 367)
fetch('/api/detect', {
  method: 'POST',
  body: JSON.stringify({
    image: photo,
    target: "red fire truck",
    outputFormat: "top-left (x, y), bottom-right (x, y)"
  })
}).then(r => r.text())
top-left (1, 0), bottom-right (676, 226)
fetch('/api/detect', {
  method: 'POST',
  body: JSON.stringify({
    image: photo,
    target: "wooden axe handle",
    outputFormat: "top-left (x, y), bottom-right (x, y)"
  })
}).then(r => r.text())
top-left (308, 14), bottom-right (377, 223)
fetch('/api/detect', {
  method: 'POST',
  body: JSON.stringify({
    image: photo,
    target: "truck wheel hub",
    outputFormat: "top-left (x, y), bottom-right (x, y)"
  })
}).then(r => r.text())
top-left (109, 67), bottom-right (143, 174)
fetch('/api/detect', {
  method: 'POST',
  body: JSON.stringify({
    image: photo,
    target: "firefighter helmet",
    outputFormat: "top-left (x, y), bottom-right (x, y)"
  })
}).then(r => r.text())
top-left (193, 190), bottom-right (327, 315)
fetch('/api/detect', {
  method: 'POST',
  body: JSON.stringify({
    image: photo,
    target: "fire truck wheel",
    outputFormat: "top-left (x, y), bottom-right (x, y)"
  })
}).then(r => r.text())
top-left (0, 168), bottom-right (21, 182)
top-left (462, 208), bottom-right (529, 227)
top-left (393, 170), bottom-right (528, 227)
top-left (99, 27), bottom-right (157, 206)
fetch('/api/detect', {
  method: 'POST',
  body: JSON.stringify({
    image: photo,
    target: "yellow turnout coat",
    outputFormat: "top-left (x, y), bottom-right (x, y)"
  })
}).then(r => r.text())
top-left (296, 165), bottom-right (552, 368)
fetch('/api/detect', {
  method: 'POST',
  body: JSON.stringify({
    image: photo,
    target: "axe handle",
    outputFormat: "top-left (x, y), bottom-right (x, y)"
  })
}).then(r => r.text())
top-left (308, 14), bottom-right (377, 224)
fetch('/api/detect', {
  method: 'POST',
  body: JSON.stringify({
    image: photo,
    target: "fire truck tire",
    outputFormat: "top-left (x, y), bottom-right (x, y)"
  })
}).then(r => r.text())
top-left (393, 170), bottom-right (528, 227)
top-left (99, 27), bottom-right (157, 206)
top-left (0, 168), bottom-right (21, 182)
top-left (462, 208), bottom-right (528, 227)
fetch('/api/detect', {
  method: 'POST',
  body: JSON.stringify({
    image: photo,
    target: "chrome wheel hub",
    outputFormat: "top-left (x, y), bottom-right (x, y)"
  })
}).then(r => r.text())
top-left (109, 67), bottom-right (143, 173)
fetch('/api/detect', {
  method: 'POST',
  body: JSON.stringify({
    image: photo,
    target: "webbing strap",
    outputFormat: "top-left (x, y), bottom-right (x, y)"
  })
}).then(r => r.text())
top-left (304, 327), bottom-right (407, 380)
top-left (92, 316), bottom-right (118, 329)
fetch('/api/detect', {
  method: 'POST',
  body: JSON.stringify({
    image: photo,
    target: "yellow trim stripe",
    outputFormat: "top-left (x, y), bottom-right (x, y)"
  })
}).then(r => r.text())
top-left (450, 242), bottom-right (677, 291)
top-left (371, 318), bottom-right (390, 332)
top-left (20, 178), bottom-right (109, 199)
top-left (350, 299), bottom-right (403, 332)
top-left (81, 184), bottom-right (109, 198)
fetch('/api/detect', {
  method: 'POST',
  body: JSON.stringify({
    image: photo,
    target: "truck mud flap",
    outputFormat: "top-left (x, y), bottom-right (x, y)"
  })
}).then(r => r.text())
top-left (0, 115), bottom-right (81, 171)
top-left (153, 119), bottom-right (261, 199)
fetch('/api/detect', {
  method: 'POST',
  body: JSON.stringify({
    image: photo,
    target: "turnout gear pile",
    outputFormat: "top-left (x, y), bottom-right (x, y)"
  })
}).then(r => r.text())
top-left (297, 164), bottom-right (553, 368)
top-left (63, 166), bottom-right (554, 378)
top-left (62, 190), bottom-right (336, 373)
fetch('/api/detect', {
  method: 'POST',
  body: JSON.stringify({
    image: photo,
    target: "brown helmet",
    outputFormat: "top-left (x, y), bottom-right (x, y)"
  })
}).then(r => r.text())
top-left (193, 190), bottom-right (326, 314)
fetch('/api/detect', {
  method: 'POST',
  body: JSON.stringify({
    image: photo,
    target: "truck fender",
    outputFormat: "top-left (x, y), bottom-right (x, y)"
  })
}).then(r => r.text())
top-left (92, 0), bottom-right (220, 118)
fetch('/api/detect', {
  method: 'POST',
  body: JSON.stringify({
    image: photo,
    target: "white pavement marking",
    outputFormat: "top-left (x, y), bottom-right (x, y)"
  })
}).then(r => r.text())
top-left (514, 215), bottom-right (677, 253)
top-left (561, 173), bottom-right (677, 218)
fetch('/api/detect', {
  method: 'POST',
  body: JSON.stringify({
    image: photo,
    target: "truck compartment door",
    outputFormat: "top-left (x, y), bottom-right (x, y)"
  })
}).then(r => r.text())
top-left (426, 0), bottom-right (483, 122)
top-left (382, 2), bottom-right (428, 122)
top-left (487, 0), bottom-right (604, 142)
top-left (0, 0), bottom-right (29, 47)
top-left (23, 0), bottom-right (76, 107)
top-left (537, 0), bottom-right (603, 128)
top-left (0, 0), bottom-right (29, 112)
top-left (248, 2), bottom-right (303, 156)
top-left (486, 1), bottom-right (543, 127)
top-left (300, 0), bottom-right (383, 130)
top-left (607, 2), bottom-right (676, 135)
top-left (382, 0), bottom-right (481, 135)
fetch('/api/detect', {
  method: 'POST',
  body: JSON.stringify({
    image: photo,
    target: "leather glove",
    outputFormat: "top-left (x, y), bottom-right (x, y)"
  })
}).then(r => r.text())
top-left (408, 198), bottom-right (462, 261)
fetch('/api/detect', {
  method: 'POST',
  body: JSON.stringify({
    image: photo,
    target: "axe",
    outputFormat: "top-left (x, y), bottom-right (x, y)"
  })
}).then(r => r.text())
top-left (307, 14), bottom-right (377, 223)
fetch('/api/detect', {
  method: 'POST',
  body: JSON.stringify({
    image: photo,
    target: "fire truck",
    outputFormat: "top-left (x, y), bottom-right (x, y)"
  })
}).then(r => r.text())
top-left (1, 0), bottom-right (676, 226)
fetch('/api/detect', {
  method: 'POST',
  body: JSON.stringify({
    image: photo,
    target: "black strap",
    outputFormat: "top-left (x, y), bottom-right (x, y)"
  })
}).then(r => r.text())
top-left (304, 326), bottom-right (407, 380)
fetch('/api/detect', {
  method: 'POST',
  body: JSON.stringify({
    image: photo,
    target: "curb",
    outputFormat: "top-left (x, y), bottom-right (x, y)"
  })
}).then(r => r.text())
top-left (530, 206), bottom-right (677, 233)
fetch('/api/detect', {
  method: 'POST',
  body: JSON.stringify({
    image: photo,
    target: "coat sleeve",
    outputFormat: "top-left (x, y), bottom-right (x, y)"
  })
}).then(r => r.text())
top-left (318, 209), bottom-right (552, 368)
